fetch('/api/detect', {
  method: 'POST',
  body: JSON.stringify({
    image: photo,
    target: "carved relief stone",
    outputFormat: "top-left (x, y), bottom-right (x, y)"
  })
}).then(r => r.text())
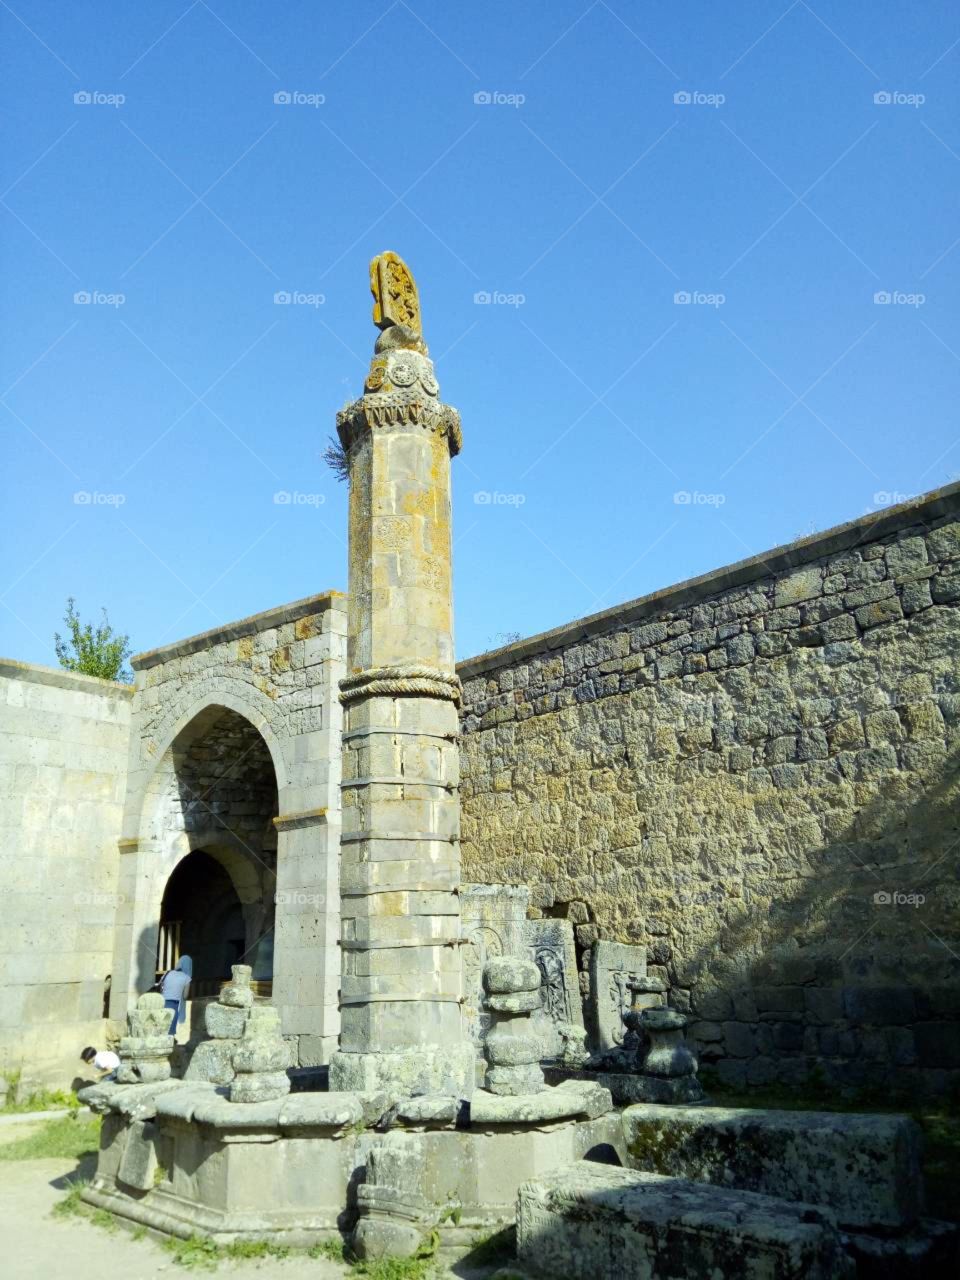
top-left (370, 251), bottom-right (421, 336)
top-left (461, 884), bottom-right (530, 1075)
top-left (588, 940), bottom-right (654, 1053)
top-left (525, 919), bottom-right (584, 1059)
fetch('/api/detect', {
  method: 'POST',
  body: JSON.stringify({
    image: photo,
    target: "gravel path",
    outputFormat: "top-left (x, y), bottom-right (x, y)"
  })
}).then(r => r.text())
top-left (2, 1155), bottom-right (499, 1280)
top-left (1, 1155), bottom-right (348, 1280)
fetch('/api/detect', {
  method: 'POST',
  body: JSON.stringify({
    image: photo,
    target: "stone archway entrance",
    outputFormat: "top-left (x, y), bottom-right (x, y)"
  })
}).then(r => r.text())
top-left (112, 614), bottom-right (347, 1068)
top-left (114, 705), bottom-right (281, 1017)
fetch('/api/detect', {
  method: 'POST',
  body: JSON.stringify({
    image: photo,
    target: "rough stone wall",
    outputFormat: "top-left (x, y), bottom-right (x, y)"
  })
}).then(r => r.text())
top-left (0, 660), bottom-right (131, 1086)
top-left (459, 486), bottom-right (960, 1098)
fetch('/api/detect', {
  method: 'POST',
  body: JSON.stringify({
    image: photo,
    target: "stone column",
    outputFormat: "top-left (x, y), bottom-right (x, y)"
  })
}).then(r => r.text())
top-left (328, 253), bottom-right (474, 1098)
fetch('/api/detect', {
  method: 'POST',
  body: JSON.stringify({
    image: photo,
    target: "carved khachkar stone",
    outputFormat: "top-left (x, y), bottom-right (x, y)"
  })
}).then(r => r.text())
top-left (461, 884), bottom-right (531, 1066)
top-left (370, 251), bottom-right (421, 337)
top-left (230, 1005), bottom-right (290, 1103)
top-left (525, 918), bottom-right (584, 1059)
top-left (117, 992), bottom-right (174, 1084)
top-left (329, 254), bottom-right (473, 1098)
top-left (588, 940), bottom-right (654, 1053)
top-left (483, 957), bottom-right (545, 1096)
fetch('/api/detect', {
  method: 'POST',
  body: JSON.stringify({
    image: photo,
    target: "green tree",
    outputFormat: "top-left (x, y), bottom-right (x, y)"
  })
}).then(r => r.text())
top-left (54, 598), bottom-right (132, 683)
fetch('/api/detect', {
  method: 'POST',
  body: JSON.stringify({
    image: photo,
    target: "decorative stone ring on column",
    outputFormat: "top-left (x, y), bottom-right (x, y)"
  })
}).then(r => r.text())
top-left (482, 957), bottom-right (545, 1096)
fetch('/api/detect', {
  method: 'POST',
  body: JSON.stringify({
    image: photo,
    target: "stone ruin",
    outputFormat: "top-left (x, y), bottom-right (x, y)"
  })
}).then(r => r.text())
top-left (77, 253), bottom-right (956, 1278)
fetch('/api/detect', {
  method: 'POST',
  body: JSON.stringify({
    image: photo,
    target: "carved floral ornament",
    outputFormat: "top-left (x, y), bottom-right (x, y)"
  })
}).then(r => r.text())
top-left (370, 250), bottom-right (421, 336)
top-left (364, 354), bottom-right (440, 397)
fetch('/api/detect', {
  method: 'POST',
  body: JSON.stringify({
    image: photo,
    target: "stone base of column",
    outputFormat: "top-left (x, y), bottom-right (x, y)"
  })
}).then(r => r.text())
top-left (328, 1044), bottom-right (476, 1099)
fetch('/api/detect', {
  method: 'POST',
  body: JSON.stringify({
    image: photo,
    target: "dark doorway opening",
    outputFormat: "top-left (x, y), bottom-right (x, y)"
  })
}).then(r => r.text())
top-left (159, 850), bottom-right (246, 998)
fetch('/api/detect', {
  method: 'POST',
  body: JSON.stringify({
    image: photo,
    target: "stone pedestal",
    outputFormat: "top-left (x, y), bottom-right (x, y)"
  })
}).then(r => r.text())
top-left (483, 957), bottom-right (545, 1096)
top-left (117, 993), bottom-right (174, 1084)
top-left (352, 1132), bottom-right (436, 1260)
top-left (230, 1006), bottom-right (290, 1103)
top-left (630, 1008), bottom-right (704, 1104)
top-left (185, 965), bottom-right (255, 1085)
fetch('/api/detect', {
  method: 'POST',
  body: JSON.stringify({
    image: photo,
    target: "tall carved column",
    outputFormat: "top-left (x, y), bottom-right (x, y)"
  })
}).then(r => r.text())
top-left (328, 253), bottom-right (474, 1098)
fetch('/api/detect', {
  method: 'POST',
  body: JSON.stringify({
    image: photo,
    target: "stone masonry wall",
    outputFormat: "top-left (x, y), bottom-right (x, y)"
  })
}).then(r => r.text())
top-left (0, 660), bottom-right (131, 1087)
top-left (458, 485), bottom-right (960, 1098)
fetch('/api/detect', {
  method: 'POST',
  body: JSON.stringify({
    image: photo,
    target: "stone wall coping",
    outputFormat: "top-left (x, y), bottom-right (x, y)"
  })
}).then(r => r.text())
top-left (0, 657), bottom-right (134, 698)
top-left (456, 481), bottom-right (960, 679)
top-left (131, 591), bottom-right (346, 670)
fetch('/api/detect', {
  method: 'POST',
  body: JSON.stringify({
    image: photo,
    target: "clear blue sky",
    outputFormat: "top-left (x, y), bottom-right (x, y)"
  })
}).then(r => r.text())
top-left (2, 1), bottom-right (958, 665)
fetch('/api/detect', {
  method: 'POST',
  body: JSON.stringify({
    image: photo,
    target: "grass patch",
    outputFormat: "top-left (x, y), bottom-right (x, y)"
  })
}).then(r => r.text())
top-left (0, 1069), bottom-right (81, 1116)
top-left (0, 1114), bottom-right (100, 1162)
top-left (464, 1226), bottom-right (514, 1267)
top-left (50, 1178), bottom-right (115, 1232)
top-left (350, 1257), bottom-right (435, 1280)
top-left (309, 1237), bottom-right (347, 1262)
top-left (163, 1234), bottom-right (222, 1270)
top-left (51, 1179), bottom-right (89, 1220)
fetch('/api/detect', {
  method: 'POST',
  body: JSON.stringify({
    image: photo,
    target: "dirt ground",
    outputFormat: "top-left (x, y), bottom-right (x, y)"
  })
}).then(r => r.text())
top-left (1, 1152), bottom-right (354, 1280)
top-left (1, 1145), bottom-right (502, 1280)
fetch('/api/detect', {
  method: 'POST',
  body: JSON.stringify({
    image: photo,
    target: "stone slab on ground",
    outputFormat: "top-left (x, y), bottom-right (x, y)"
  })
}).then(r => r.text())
top-left (842, 1218), bottom-right (959, 1278)
top-left (517, 1162), bottom-right (854, 1280)
top-left (78, 1077), bottom-right (182, 1120)
top-left (546, 1068), bottom-right (706, 1106)
top-left (623, 1103), bottom-right (923, 1230)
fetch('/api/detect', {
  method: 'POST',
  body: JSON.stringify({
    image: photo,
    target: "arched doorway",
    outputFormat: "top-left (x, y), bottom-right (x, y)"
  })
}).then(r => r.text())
top-left (113, 679), bottom-right (343, 1063)
top-left (158, 850), bottom-right (247, 997)
top-left (146, 705), bottom-right (280, 1002)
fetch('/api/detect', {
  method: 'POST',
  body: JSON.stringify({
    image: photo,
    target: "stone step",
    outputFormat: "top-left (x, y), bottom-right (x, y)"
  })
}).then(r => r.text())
top-left (623, 1103), bottom-right (923, 1230)
top-left (517, 1162), bottom-right (854, 1280)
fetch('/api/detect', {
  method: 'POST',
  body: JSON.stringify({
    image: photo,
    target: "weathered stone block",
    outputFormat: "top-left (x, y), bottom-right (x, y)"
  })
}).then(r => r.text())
top-left (885, 537), bottom-right (927, 577)
top-left (116, 1119), bottom-right (159, 1191)
top-left (183, 1038), bottom-right (241, 1085)
top-left (204, 1002), bottom-right (248, 1039)
top-left (856, 596), bottom-right (904, 629)
top-left (902, 578), bottom-right (933, 614)
top-left (844, 987), bottom-right (917, 1026)
top-left (517, 1163), bottom-right (852, 1280)
top-left (623, 1103), bottom-right (923, 1229)
top-left (775, 568), bottom-right (823, 608)
top-left (927, 521), bottom-right (960, 561)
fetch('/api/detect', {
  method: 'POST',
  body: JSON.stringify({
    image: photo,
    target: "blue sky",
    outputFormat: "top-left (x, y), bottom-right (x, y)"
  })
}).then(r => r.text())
top-left (2, 1), bottom-right (958, 666)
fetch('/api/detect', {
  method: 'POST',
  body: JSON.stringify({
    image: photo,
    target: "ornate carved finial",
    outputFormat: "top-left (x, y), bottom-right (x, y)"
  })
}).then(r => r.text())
top-left (370, 251), bottom-right (421, 337)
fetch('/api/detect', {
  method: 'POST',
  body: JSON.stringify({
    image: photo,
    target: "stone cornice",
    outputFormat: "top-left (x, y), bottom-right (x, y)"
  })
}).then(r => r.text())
top-left (131, 591), bottom-right (346, 671)
top-left (456, 481), bottom-right (960, 680)
top-left (336, 398), bottom-right (462, 457)
top-left (0, 658), bottom-right (134, 698)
